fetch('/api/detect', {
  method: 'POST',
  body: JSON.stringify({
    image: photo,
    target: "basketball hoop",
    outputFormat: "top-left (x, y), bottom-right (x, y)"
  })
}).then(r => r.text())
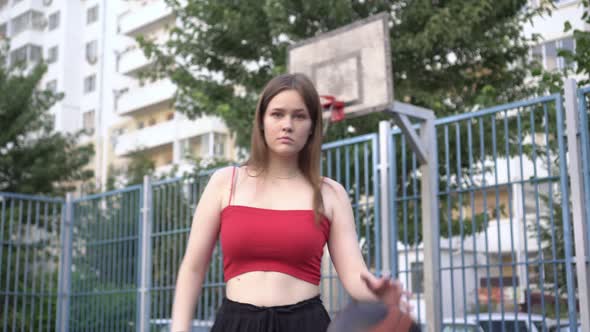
top-left (288, 13), bottom-right (393, 136)
top-left (321, 95), bottom-right (346, 122)
top-left (321, 95), bottom-right (346, 135)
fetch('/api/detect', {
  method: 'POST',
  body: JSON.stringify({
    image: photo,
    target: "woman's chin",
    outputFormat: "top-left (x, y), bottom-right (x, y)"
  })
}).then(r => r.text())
top-left (269, 147), bottom-right (301, 158)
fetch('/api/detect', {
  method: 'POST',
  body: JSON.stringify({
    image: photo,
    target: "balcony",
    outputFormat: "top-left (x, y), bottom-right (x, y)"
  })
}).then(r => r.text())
top-left (9, 28), bottom-right (43, 49)
top-left (114, 116), bottom-right (227, 157)
top-left (119, 47), bottom-right (152, 76)
top-left (118, 79), bottom-right (176, 115)
top-left (118, 1), bottom-right (174, 37)
top-left (9, 0), bottom-right (44, 17)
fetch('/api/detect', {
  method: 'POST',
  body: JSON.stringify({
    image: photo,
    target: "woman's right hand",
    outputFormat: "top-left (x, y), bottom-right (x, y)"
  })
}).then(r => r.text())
top-left (360, 272), bottom-right (416, 332)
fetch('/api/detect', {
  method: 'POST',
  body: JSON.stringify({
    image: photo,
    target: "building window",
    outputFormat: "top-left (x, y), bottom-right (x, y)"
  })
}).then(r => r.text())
top-left (213, 133), bottom-right (226, 157)
top-left (545, 42), bottom-right (557, 71)
top-left (10, 46), bottom-right (27, 64)
top-left (46, 79), bottom-right (57, 93)
top-left (561, 37), bottom-right (575, 69)
top-left (531, 45), bottom-right (542, 65)
top-left (9, 44), bottom-right (42, 66)
top-left (85, 40), bottom-right (97, 64)
top-left (532, 36), bottom-right (576, 72)
top-left (47, 45), bottom-right (58, 64)
top-left (166, 112), bottom-right (174, 121)
top-left (11, 10), bottom-right (45, 36)
top-left (0, 23), bottom-right (7, 38)
top-left (48, 11), bottom-right (59, 30)
top-left (83, 74), bottom-right (96, 94)
top-left (411, 262), bottom-right (424, 294)
top-left (83, 110), bottom-right (95, 134)
top-left (200, 134), bottom-right (209, 156)
top-left (87, 5), bottom-right (98, 25)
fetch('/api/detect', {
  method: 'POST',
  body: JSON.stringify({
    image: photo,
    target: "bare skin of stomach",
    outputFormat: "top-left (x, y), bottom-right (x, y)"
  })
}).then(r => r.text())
top-left (225, 271), bottom-right (320, 307)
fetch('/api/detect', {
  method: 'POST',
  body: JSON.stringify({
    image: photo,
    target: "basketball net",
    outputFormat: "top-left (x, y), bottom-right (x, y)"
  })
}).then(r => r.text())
top-left (321, 95), bottom-right (345, 135)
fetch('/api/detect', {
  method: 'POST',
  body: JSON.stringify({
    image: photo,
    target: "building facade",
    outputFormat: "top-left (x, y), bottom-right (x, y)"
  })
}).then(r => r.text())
top-left (0, 0), bottom-right (119, 189)
top-left (0, 0), bottom-right (235, 190)
top-left (524, 0), bottom-right (586, 76)
top-left (112, 0), bottom-right (234, 180)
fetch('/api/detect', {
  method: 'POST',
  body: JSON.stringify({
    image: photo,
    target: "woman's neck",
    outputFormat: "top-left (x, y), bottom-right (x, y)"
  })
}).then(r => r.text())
top-left (265, 155), bottom-right (300, 179)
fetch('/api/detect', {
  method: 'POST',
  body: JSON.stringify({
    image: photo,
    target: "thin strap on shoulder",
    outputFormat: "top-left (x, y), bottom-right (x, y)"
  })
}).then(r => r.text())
top-left (228, 166), bottom-right (240, 206)
top-left (228, 166), bottom-right (236, 206)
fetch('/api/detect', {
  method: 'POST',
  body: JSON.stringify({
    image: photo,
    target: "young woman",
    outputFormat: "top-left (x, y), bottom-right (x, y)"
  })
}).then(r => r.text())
top-left (170, 73), bottom-right (413, 332)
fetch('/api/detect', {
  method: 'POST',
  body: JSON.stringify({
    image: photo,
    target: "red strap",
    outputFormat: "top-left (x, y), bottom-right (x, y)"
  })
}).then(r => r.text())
top-left (228, 166), bottom-right (236, 206)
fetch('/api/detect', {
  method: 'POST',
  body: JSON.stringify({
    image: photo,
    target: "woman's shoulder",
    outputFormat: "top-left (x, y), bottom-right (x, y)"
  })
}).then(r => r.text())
top-left (211, 165), bottom-right (235, 178)
top-left (208, 165), bottom-right (237, 187)
top-left (320, 177), bottom-right (348, 202)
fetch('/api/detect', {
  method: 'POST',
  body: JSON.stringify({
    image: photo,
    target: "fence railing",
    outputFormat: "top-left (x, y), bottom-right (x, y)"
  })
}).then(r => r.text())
top-left (1, 86), bottom-right (590, 331)
top-left (0, 193), bottom-right (63, 332)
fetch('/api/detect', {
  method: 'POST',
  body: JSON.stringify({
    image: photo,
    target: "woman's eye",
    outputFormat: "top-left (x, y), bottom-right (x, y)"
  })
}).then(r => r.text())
top-left (271, 113), bottom-right (282, 117)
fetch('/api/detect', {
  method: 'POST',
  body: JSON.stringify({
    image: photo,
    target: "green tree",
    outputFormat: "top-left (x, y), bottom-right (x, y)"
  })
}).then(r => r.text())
top-left (140, 0), bottom-right (548, 146)
top-left (0, 53), bottom-right (94, 195)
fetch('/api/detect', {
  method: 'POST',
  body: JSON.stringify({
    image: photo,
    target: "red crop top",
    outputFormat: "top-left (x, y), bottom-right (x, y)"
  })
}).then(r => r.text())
top-left (219, 167), bottom-right (331, 285)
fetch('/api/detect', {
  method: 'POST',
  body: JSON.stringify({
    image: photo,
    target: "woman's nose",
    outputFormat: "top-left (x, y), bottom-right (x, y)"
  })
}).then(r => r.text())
top-left (281, 118), bottom-right (293, 132)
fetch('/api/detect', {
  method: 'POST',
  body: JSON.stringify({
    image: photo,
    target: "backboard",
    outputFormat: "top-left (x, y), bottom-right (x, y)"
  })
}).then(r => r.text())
top-left (287, 13), bottom-right (393, 121)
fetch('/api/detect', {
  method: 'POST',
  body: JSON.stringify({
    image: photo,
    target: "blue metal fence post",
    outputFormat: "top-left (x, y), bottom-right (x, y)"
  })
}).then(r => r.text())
top-left (56, 193), bottom-right (73, 332)
top-left (137, 176), bottom-right (152, 332)
top-left (556, 93), bottom-right (581, 331)
top-left (379, 121), bottom-right (392, 276)
top-left (565, 78), bottom-right (590, 332)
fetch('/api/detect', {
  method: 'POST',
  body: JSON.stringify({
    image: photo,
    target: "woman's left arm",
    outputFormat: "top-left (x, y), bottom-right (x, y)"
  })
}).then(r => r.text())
top-left (325, 179), bottom-right (398, 302)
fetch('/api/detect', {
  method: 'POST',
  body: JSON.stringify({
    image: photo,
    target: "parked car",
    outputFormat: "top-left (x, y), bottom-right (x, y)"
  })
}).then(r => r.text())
top-left (549, 321), bottom-right (582, 332)
top-left (420, 317), bottom-right (485, 332)
top-left (466, 313), bottom-right (555, 332)
top-left (442, 317), bottom-right (485, 332)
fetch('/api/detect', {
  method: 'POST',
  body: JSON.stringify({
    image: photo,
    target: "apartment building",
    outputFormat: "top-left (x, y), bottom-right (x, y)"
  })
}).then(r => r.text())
top-left (0, 0), bottom-right (121, 190)
top-left (524, 0), bottom-right (586, 76)
top-left (0, 0), bottom-right (236, 189)
top-left (112, 0), bottom-right (234, 178)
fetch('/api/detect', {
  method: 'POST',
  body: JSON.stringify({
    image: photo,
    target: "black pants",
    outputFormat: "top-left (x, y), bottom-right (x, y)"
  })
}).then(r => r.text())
top-left (210, 295), bottom-right (331, 332)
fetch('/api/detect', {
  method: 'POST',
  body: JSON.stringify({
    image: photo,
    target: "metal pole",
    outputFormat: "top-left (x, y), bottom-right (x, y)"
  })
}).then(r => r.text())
top-left (137, 176), bottom-right (152, 332)
top-left (385, 103), bottom-right (441, 332)
top-left (379, 121), bottom-right (391, 276)
top-left (56, 193), bottom-right (73, 332)
top-left (564, 78), bottom-right (590, 332)
top-left (421, 117), bottom-right (441, 332)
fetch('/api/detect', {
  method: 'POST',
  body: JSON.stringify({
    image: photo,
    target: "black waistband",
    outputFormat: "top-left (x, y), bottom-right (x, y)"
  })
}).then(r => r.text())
top-left (221, 295), bottom-right (323, 314)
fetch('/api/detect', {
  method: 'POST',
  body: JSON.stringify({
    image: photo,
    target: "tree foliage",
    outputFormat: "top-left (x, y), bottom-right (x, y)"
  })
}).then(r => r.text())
top-left (140, 0), bottom-right (547, 147)
top-left (0, 53), bottom-right (93, 195)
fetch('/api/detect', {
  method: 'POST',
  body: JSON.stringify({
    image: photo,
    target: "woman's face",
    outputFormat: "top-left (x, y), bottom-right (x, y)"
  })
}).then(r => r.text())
top-left (262, 89), bottom-right (313, 158)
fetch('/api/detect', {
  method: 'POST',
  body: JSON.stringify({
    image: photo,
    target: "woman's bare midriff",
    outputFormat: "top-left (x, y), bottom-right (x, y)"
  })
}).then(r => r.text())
top-left (225, 271), bottom-right (320, 306)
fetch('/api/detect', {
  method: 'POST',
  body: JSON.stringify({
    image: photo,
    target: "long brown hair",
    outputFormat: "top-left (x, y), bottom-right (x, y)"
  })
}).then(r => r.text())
top-left (247, 73), bottom-right (325, 221)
